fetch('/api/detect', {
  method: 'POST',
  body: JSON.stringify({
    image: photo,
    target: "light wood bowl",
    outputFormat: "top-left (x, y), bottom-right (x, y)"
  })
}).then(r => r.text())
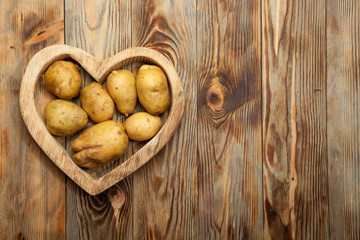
top-left (19, 45), bottom-right (184, 195)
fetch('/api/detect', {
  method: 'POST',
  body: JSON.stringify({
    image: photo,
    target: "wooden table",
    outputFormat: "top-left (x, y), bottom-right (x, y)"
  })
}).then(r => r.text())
top-left (0, 0), bottom-right (359, 239)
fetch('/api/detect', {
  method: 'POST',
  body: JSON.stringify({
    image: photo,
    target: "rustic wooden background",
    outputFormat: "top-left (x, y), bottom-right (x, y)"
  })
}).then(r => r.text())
top-left (0, 0), bottom-right (359, 239)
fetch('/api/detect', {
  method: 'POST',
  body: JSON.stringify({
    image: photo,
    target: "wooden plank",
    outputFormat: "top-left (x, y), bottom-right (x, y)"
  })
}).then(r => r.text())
top-left (327, 1), bottom-right (360, 239)
top-left (64, 0), bottom-right (133, 239)
top-left (131, 0), bottom-right (198, 239)
top-left (262, 0), bottom-right (328, 239)
top-left (197, 0), bottom-right (263, 239)
top-left (0, 0), bottom-right (65, 239)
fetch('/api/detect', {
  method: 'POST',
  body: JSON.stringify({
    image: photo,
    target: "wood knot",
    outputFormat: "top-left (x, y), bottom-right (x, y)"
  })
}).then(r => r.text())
top-left (16, 232), bottom-right (25, 240)
top-left (199, 72), bottom-right (249, 128)
top-left (202, 76), bottom-right (233, 127)
top-left (209, 92), bottom-right (221, 104)
top-left (206, 78), bottom-right (225, 112)
top-left (107, 186), bottom-right (125, 211)
top-left (20, 11), bottom-right (42, 42)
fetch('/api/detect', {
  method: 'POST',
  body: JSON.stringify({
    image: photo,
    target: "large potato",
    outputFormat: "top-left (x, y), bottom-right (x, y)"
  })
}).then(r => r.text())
top-left (124, 112), bottom-right (162, 141)
top-left (43, 61), bottom-right (82, 99)
top-left (80, 82), bottom-right (115, 123)
top-left (71, 120), bottom-right (128, 169)
top-left (107, 70), bottom-right (137, 116)
top-left (44, 99), bottom-right (88, 136)
top-left (136, 65), bottom-right (170, 115)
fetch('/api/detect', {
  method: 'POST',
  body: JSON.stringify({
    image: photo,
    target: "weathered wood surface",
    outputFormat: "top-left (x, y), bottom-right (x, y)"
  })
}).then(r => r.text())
top-left (327, 0), bottom-right (360, 239)
top-left (197, 0), bottom-right (263, 239)
top-left (1, 0), bottom-right (360, 239)
top-left (262, 0), bottom-right (328, 239)
top-left (0, 0), bottom-right (65, 239)
top-left (132, 0), bottom-right (197, 239)
top-left (65, 0), bottom-right (133, 239)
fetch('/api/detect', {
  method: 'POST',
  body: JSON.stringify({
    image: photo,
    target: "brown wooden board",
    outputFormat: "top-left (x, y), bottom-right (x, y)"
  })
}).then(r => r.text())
top-left (2, 0), bottom-right (360, 238)
top-left (327, 0), bottom-right (360, 239)
top-left (0, 0), bottom-right (65, 239)
top-left (64, 0), bottom-right (133, 239)
top-left (262, 0), bottom-right (329, 239)
top-left (132, 0), bottom-right (198, 239)
top-left (197, 0), bottom-right (263, 239)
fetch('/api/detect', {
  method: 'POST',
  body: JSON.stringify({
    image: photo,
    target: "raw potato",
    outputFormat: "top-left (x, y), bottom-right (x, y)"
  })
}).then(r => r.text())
top-left (71, 120), bottom-right (129, 169)
top-left (44, 99), bottom-right (88, 136)
top-left (43, 61), bottom-right (82, 99)
top-left (107, 70), bottom-right (137, 116)
top-left (124, 112), bottom-right (162, 141)
top-left (136, 65), bottom-right (170, 115)
top-left (80, 82), bottom-right (115, 123)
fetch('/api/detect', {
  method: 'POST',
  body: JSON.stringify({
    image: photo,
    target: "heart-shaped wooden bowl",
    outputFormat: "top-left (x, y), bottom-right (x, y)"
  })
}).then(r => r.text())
top-left (20, 44), bottom-right (184, 195)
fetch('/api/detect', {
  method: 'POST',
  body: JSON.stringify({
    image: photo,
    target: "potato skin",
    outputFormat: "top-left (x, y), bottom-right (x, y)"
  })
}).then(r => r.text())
top-left (44, 99), bottom-right (88, 136)
top-left (80, 82), bottom-right (115, 123)
top-left (136, 65), bottom-right (170, 115)
top-left (124, 112), bottom-right (162, 141)
top-left (107, 70), bottom-right (137, 116)
top-left (71, 120), bottom-right (129, 169)
top-left (43, 61), bottom-right (82, 99)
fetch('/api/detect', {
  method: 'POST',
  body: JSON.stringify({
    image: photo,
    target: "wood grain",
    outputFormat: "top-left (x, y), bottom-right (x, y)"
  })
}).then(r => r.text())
top-left (197, 0), bottom-right (263, 239)
top-left (2, 0), bottom-right (360, 238)
top-left (262, 0), bottom-right (328, 239)
top-left (327, 1), bottom-right (360, 239)
top-left (0, 0), bottom-right (65, 239)
top-left (65, 0), bottom-right (133, 239)
top-left (132, 0), bottom-right (198, 239)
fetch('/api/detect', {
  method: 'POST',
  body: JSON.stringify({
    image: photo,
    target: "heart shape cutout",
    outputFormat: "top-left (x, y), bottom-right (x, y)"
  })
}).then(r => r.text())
top-left (20, 44), bottom-right (184, 195)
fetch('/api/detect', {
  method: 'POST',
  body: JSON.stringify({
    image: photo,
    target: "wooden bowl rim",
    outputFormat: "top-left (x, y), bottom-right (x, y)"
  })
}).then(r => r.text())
top-left (19, 44), bottom-right (184, 195)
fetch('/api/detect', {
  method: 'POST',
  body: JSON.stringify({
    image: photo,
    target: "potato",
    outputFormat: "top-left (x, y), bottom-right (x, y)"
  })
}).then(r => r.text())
top-left (124, 112), bottom-right (162, 141)
top-left (71, 120), bottom-right (128, 169)
top-left (80, 82), bottom-right (115, 123)
top-left (44, 99), bottom-right (88, 136)
top-left (107, 70), bottom-right (137, 116)
top-left (43, 61), bottom-right (82, 99)
top-left (136, 65), bottom-right (170, 115)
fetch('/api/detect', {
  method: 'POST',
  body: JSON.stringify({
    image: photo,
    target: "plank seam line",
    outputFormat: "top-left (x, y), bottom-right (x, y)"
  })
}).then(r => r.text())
top-left (325, 0), bottom-right (330, 238)
top-left (260, 0), bottom-right (265, 239)
top-left (195, 0), bottom-right (199, 239)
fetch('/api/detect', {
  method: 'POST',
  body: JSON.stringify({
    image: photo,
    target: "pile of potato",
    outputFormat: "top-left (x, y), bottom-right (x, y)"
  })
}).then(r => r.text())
top-left (43, 61), bottom-right (170, 169)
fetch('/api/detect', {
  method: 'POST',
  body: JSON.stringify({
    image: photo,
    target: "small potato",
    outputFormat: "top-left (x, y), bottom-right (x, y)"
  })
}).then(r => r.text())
top-left (80, 82), bottom-right (115, 123)
top-left (107, 70), bottom-right (137, 116)
top-left (136, 65), bottom-right (170, 115)
top-left (124, 112), bottom-right (162, 141)
top-left (44, 99), bottom-right (88, 136)
top-left (43, 61), bottom-right (82, 99)
top-left (71, 120), bottom-right (129, 169)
